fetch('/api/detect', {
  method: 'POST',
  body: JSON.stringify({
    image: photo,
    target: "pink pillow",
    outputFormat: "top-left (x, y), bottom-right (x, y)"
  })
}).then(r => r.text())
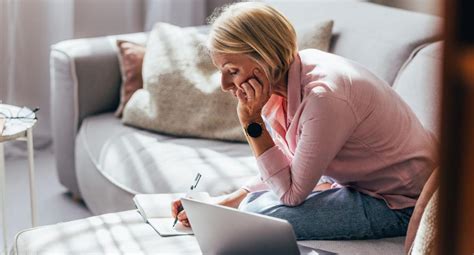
top-left (115, 40), bottom-right (146, 118)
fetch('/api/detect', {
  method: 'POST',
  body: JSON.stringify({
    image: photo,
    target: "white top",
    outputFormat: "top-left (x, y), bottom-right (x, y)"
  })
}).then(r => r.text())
top-left (0, 104), bottom-right (37, 142)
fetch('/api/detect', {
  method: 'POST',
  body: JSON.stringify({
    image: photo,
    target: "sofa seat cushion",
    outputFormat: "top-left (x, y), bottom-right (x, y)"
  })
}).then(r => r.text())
top-left (76, 113), bottom-right (258, 212)
top-left (12, 210), bottom-right (405, 255)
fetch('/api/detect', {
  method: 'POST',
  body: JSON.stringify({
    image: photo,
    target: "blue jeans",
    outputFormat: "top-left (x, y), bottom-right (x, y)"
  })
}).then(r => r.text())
top-left (238, 188), bottom-right (413, 240)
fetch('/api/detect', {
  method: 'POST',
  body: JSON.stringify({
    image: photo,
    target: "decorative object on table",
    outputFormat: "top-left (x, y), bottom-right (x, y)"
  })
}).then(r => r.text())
top-left (0, 105), bottom-right (38, 140)
top-left (0, 104), bottom-right (38, 253)
top-left (122, 20), bottom-right (334, 142)
top-left (115, 40), bottom-right (146, 118)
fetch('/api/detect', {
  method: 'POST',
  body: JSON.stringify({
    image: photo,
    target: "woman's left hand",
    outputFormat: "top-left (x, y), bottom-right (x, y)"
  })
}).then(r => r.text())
top-left (236, 69), bottom-right (271, 124)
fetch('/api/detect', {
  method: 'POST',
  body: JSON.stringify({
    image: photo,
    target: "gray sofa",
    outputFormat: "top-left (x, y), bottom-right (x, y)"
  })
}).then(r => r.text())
top-left (46, 1), bottom-right (442, 253)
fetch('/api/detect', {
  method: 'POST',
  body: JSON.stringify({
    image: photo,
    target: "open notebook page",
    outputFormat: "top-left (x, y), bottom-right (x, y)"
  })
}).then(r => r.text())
top-left (134, 192), bottom-right (210, 236)
top-left (134, 193), bottom-right (186, 219)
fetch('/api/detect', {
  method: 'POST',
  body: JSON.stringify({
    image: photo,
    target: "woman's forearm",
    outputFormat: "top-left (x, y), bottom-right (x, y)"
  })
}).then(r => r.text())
top-left (217, 117), bottom-right (274, 210)
top-left (218, 188), bottom-right (250, 208)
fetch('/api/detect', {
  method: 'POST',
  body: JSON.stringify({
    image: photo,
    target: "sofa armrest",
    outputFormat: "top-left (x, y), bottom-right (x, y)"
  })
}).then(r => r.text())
top-left (50, 32), bottom-right (147, 195)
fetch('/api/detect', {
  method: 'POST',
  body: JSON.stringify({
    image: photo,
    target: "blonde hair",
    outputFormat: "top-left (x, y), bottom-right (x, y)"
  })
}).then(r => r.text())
top-left (208, 2), bottom-right (297, 83)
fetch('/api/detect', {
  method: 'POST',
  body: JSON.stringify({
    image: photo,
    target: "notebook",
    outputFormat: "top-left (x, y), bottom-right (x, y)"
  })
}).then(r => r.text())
top-left (133, 192), bottom-right (210, 237)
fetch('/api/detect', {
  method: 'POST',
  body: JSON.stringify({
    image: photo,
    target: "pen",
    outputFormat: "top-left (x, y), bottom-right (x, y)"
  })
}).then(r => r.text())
top-left (172, 205), bottom-right (183, 228)
top-left (172, 172), bottom-right (202, 228)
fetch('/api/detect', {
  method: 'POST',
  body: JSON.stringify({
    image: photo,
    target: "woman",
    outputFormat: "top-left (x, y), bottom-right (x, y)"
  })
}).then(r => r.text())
top-left (172, 2), bottom-right (437, 240)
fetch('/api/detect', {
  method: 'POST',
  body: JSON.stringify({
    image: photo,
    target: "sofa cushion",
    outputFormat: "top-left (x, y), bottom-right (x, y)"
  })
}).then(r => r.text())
top-left (76, 113), bottom-right (258, 208)
top-left (393, 42), bottom-right (443, 137)
top-left (262, 1), bottom-right (442, 85)
top-left (405, 168), bottom-right (439, 253)
top-left (409, 189), bottom-right (438, 255)
top-left (115, 40), bottom-right (146, 118)
top-left (298, 20), bottom-right (334, 51)
top-left (123, 23), bottom-right (246, 142)
top-left (12, 210), bottom-right (405, 255)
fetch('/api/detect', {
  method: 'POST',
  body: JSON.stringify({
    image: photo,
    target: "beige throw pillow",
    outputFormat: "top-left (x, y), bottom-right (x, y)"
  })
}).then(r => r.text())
top-left (123, 23), bottom-right (245, 141)
top-left (405, 168), bottom-right (439, 253)
top-left (298, 20), bottom-right (334, 51)
top-left (410, 189), bottom-right (438, 255)
top-left (123, 21), bottom-right (333, 142)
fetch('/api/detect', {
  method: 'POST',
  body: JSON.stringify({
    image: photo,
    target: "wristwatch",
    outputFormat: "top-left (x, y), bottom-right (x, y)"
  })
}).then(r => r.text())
top-left (245, 122), bottom-right (264, 138)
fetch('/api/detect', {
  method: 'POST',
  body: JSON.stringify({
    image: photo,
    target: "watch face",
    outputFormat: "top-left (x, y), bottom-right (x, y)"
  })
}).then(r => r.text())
top-left (247, 122), bottom-right (263, 138)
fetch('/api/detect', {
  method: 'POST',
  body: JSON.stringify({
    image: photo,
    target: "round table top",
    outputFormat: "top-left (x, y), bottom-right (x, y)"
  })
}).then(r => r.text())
top-left (0, 104), bottom-right (37, 142)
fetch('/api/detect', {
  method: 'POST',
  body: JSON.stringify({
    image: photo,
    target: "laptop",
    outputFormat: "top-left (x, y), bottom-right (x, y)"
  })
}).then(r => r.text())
top-left (181, 198), bottom-right (337, 255)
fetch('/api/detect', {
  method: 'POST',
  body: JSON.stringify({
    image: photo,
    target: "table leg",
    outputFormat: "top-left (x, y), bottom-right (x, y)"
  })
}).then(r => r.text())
top-left (0, 142), bottom-right (7, 253)
top-left (26, 128), bottom-right (37, 227)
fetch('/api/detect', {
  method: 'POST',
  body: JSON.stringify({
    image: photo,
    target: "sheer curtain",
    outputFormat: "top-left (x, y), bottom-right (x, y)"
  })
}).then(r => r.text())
top-left (145, 0), bottom-right (206, 31)
top-left (0, 0), bottom-right (212, 155)
top-left (0, 0), bottom-right (75, 150)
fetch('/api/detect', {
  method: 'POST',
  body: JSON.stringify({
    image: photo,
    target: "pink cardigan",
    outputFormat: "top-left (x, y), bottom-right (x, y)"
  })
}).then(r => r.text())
top-left (243, 49), bottom-right (438, 209)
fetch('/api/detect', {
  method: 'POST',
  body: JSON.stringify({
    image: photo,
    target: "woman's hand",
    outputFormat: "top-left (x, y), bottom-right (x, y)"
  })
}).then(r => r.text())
top-left (236, 69), bottom-right (271, 124)
top-left (170, 189), bottom-right (250, 228)
top-left (171, 199), bottom-right (190, 228)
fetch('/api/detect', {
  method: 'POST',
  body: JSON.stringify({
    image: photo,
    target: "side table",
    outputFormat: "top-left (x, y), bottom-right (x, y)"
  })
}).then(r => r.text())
top-left (0, 104), bottom-right (37, 254)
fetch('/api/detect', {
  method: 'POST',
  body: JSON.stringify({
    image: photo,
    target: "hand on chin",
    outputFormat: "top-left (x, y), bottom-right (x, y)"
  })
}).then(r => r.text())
top-left (235, 70), bottom-right (270, 124)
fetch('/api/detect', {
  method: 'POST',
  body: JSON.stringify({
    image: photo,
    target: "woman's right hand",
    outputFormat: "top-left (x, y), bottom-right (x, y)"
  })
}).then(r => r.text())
top-left (171, 199), bottom-right (190, 228)
top-left (170, 189), bottom-right (250, 228)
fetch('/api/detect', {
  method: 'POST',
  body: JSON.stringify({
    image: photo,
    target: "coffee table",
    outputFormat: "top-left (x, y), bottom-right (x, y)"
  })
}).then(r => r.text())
top-left (10, 209), bottom-right (405, 255)
top-left (0, 104), bottom-right (38, 253)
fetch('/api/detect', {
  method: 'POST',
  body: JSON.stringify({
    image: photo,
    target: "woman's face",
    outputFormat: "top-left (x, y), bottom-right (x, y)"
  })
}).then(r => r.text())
top-left (212, 53), bottom-right (263, 97)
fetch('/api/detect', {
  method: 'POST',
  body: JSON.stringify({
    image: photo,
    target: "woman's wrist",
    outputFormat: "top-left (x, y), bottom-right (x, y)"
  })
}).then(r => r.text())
top-left (239, 115), bottom-right (264, 127)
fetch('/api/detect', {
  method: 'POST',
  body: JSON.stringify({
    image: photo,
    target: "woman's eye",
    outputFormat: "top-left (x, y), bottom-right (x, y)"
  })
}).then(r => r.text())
top-left (229, 70), bottom-right (239, 76)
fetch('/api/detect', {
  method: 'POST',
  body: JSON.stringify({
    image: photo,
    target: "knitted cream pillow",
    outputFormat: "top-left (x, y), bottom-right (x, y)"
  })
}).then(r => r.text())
top-left (123, 23), bottom-right (245, 141)
top-left (298, 20), bottom-right (333, 51)
top-left (410, 189), bottom-right (438, 255)
top-left (123, 21), bottom-right (333, 142)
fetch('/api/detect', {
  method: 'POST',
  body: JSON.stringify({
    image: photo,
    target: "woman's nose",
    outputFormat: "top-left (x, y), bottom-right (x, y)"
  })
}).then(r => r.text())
top-left (221, 82), bottom-right (232, 92)
top-left (221, 75), bottom-right (235, 92)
